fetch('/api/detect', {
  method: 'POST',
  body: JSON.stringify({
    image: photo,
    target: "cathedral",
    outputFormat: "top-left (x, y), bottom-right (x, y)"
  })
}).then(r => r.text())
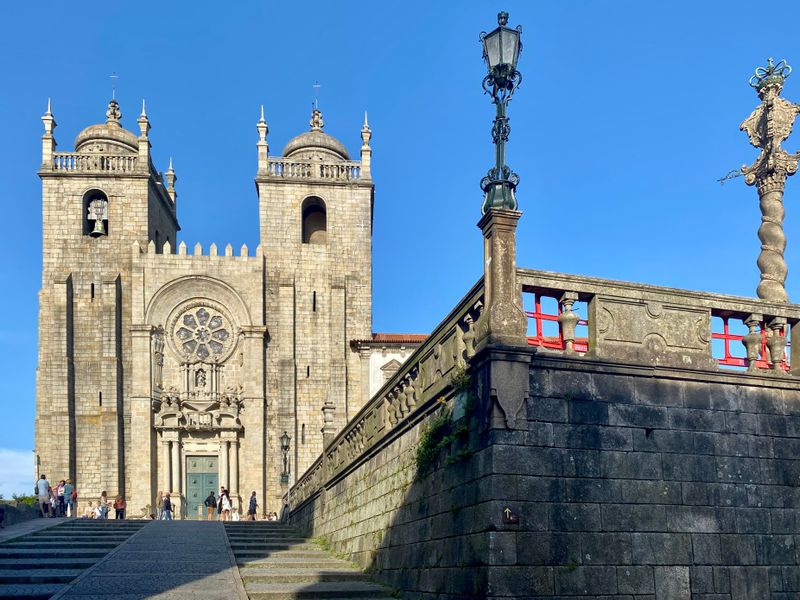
top-left (35, 98), bottom-right (424, 517)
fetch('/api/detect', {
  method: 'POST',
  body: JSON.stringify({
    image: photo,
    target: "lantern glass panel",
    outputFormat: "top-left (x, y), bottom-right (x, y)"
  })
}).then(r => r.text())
top-left (483, 30), bottom-right (501, 69)
top-left (501, 29), bottom-right (520, 68)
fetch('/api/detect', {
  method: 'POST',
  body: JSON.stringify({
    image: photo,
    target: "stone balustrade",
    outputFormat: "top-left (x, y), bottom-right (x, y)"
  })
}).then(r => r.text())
top-left (52, 152), bottom-right (138, 173)
top-left (290, 280), bottom-right (485, 508)
top-left (517, 268), bottom-right (800, 374)
top-left (291, 269), bottom-right (800, 510)
top-left (266, 157), bottom-right (361, 181)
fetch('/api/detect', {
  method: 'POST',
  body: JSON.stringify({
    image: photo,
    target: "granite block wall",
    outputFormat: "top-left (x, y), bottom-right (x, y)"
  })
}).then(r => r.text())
top-left (291, 351), bottom-right (800, 600)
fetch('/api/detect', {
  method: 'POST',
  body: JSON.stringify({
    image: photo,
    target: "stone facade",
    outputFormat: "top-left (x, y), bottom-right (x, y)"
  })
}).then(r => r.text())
top-left (34, 99), bottom-right (414, 517)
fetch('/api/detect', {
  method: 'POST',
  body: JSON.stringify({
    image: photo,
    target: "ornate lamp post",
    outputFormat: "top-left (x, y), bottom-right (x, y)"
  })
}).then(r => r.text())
top-left (480, 11), bottom-right (523, 213)
top-left (740, 58), bottom-right (800, 303)
top-left (472, 12), bottom-right (529, 431)
top-left (279, 431), bottom-right (291, 484)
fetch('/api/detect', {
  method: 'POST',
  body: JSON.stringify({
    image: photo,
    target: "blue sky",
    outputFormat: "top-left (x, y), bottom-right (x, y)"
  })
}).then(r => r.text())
top-left (1, 1), bottom-right (800, 494)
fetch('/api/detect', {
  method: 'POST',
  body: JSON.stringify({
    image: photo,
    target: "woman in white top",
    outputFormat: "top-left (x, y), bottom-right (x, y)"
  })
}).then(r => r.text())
top-left (220, 491), bottom-right (232, 522)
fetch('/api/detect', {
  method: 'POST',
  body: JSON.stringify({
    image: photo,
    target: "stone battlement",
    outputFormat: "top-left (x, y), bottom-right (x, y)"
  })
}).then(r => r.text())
top-left (133, 240), bottom-right (261, 261)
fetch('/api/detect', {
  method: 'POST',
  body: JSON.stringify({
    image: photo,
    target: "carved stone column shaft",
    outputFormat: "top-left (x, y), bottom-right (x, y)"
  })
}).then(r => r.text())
top-left (170, 437), bottom-right (180, 494)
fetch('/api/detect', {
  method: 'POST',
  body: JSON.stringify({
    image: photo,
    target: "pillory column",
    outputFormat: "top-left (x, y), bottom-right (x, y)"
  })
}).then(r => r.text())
top-left (741, 58), bottom-right (800, 302)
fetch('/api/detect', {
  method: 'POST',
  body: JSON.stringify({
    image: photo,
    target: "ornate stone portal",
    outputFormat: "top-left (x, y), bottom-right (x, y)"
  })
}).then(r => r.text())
top-left (152, 302), bottom-right (244, 514)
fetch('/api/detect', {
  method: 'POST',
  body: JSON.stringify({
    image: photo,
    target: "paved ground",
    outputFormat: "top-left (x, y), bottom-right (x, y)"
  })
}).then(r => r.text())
top-left (53, 521), bottom-right (247, 600)
top-left (0, 517), bottom-right (65, 544)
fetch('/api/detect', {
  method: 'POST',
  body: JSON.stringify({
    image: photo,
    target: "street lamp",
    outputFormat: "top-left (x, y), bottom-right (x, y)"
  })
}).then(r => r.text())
top-left (479, 11), bottom-right (523, 214)
top-left (279, 431), bottom-right (291, 485)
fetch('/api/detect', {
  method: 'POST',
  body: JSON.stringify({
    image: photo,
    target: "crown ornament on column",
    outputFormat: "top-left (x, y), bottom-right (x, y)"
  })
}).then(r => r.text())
top-left (749, 58), bottom-right (792, 96)
top-left (740, 58), bottom-right (800, 302)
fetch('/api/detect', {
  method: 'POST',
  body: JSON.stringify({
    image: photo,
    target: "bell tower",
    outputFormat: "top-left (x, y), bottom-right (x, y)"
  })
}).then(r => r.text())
top-left (255, 107), bottom-right (374, 496)
top-left (35, 98), bottom-right (179, 498)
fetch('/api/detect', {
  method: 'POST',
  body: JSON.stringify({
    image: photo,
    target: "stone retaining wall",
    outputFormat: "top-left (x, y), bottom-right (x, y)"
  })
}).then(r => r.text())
top-left (0, 502), bottom-right (41, 527)
top-left (291, 345), bottom-right (800, 599)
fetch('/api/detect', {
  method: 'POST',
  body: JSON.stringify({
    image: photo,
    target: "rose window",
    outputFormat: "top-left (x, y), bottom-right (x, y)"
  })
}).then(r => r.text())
top-left (174, 307), bottom-right (230, 360)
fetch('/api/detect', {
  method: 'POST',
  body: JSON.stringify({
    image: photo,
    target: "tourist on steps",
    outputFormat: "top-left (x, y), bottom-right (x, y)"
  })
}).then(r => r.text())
top-left (204, 491), bottom-right (217, 521)
top-left (56, 480), bottom-right (66, 517)
top-left (99, 491), bottom-right (110, 519)
top-left (35, 474), bottom-right (50, 518)
top-left (114, 495), bottom-right (126, 519)
top-left (247, 492), bottom-right (258, 521)
top-left (162, 493), bottom-right (172, 520)
top-left (220, 489), bottom-right (232, 521)
top-left (63, 479), bottom-right (75, 518)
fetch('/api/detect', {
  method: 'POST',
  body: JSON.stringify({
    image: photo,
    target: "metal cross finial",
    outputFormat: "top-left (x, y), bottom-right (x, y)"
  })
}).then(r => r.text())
top-left (740, 58), bottom-right (800, 302)
top-left (110, 72), bottom-right (119, 100)
top-left (313, 81), bottom-right (321, 110)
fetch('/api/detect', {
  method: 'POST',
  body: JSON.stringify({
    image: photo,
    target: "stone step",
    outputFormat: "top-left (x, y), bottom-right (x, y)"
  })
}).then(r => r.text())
top-left (241, 568), bottom-right (368, 584)
top-left (18, 537), bottom-right (129, 544)
top-left (0, 568), bottom-right (82, 584)
top-left (2, 541), bottom-right (121, 548)
top-left (238, 558), bottom-right (353, 569)
top-left (0, 558), bottom-right (95, 569)
top-left (0, 583), bottom-right (66, 599)
top-left (229, 542), bottom-right (317, 550)
top-left (228, 533), bottom-right (308, 544)
top-left (244, 581), bottom-right (392, 599)
top-left (234, 549), bottom-right (332, 560)
top-left (0, 548), bottom-right (108, 559)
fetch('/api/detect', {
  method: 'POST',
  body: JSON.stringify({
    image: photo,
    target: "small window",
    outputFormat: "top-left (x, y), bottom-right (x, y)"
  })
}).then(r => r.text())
top-left (301, 197), bottom-right (326, 244)
top-left (312, 291), bottom-right (317, 312)
top-left (83, 190), bottom-right (109, 237)
top-left (90, 283), bottom-right (95, 302)
top-left (301, 424), bottom-right (306, 445)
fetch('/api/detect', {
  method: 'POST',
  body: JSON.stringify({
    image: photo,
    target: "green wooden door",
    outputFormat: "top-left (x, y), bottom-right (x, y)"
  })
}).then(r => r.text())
top-left (186, 456), bottom-right (218, 519)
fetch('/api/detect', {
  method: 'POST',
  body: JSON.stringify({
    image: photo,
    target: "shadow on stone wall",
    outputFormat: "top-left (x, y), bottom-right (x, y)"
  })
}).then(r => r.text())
top-left (291, 354), bottom-right (800, 600)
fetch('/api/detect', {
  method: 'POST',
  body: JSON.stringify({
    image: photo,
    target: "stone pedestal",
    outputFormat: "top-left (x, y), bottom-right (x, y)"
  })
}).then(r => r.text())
top-left (475, 209), bottom-right (528, 350)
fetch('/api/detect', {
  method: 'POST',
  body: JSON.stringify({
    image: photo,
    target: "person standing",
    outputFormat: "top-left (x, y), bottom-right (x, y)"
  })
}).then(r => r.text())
top-left (247, 492), bottom-right (258, 521)
top-left (113, 496), bottom-right (126, 519)
top-left (99, 491), bottom-right (110, 519)
top-left (63, 479), bottom-right (74, 518)
top-left (156, 491), bottom-right (164, 520)
top-left (56, 480), bottom-right (66, 517)
top-left (35, 475), bottom-right (50, 518)
top-left (204, 491), bottom-right (217, 521)
top-left (162, 493), bottom-right (172, 520)
top-left (220, 490), bottom-right (231, 522)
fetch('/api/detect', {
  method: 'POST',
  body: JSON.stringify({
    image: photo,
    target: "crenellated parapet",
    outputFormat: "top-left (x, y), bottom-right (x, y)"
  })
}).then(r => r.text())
top-left (132, 240), bottom-right (261, 261)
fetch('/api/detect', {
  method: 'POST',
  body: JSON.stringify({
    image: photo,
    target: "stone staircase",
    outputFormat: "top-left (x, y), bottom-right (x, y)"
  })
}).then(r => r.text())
top-left (0, 519), bottom-right (146, 599)
top-left (224, 522), bottom-right (393, 600)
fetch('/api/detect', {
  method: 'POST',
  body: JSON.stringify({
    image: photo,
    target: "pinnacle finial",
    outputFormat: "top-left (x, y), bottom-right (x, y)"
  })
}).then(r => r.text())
top-left (167, 156), bottom-right (173, 171)
top-left (140, 99), bottom-right (147, 117)
top-left (260, 104), bottom-right (265, 122)
top-left (46, 97), bottom-right (52, 115)
top-left (750, 58), bottom-right (792, 97)
top-left (363, 111), bottom-right (369, 128)
top-left (498, 11), bottom-right (509, 26)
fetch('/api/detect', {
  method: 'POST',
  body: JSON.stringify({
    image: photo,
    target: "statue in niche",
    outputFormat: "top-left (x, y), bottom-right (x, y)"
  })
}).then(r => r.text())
top-left (195, 369), bottom-right (207, 389)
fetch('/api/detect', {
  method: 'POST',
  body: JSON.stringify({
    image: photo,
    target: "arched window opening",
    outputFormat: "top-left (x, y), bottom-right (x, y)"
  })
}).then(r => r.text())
top-left (301, 197), bottom-right (327, 244)
top-left (83, 190), bottom-right (109, 237)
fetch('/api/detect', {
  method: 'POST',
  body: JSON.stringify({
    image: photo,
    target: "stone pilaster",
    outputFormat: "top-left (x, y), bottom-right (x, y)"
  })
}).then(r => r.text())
top-left (474, 208), bottom-right (527, 349)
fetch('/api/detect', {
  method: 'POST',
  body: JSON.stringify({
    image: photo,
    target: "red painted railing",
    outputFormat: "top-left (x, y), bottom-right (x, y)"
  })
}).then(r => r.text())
top-left (524, 292), bottom-right (588, 353)
top-left (711, 315), bottom-right (789, 371)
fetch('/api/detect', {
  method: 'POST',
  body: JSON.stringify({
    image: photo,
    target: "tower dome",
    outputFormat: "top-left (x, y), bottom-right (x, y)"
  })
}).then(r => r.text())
top-left (282, 108), bottom-right (350, 161)
top-left (74, 99), bottom-right (138, 153)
